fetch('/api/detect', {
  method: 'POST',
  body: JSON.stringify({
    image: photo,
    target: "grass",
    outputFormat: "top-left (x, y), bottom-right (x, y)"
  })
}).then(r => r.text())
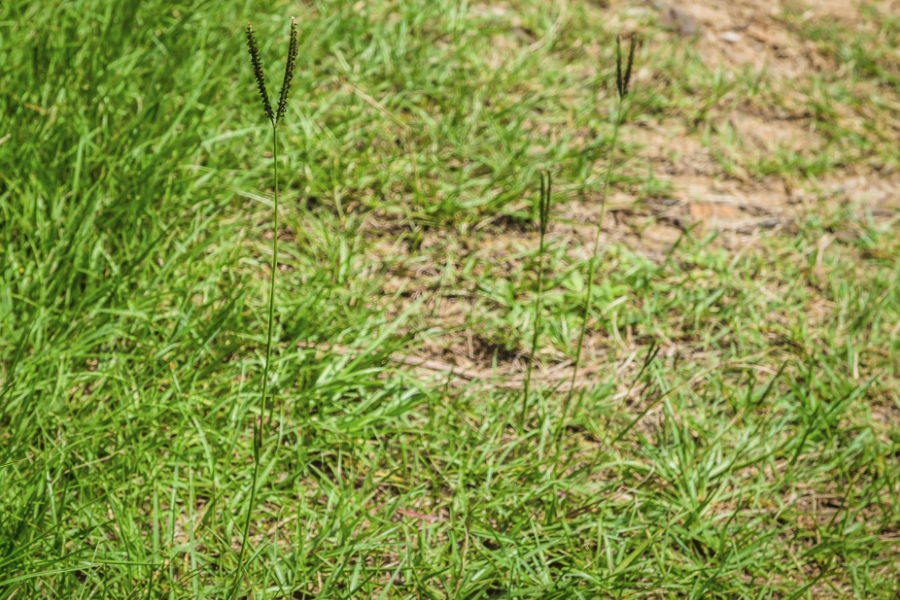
top-left (563, 34), bottom-right (637, 433)
top-left (1, 0), bottom-right (899, 598)
top-left (520, 169), bottom-right (552, 431)
top-left (230, 19), bottom-right (297, 600)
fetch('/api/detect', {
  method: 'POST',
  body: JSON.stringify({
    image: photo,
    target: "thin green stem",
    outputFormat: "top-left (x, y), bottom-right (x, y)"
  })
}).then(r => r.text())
top-left (559, 101), bottom-right (625, 433)
top-left (230, 123), bottom-right (280, 600)
top-left (261, 125), bottom-right (280, 446)
top-left (230, 457), bottom-right (261, 599)
top-left (520, 215), bottom-right (548, 431)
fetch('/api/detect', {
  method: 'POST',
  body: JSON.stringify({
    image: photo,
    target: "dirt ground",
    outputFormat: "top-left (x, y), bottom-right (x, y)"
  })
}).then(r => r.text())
top-left (591, 0), bottom-right (898, 252)
top-left (354, 0), bottom-right (900, 384)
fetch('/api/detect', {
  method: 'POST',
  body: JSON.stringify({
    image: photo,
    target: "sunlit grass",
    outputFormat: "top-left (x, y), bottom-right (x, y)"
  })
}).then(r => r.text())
top-left (0, 0), bottom-right (898, 598)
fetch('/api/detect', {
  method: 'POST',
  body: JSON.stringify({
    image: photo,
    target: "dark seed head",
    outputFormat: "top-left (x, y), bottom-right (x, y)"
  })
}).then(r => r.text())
top-left (616, 36), bottom-right (625, 98)
top-left (623, 35), bottom-right (637, 98)
top-left (276, 18), bottom-right (299, 122)
top-left (246, 22), bottom-right (274, 122)
top-left (615, 34), bottom-right (638, 99)
top-left (538, 170), bottom-right (552, 237)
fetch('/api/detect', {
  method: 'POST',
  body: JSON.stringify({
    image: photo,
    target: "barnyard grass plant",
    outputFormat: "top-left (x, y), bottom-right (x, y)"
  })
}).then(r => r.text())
top-left (562, 35), bottom-right (638, 425)
top-left (231, 18), bottom-right (299, 600)
top-left (520, 170), bottom-right (552, 431)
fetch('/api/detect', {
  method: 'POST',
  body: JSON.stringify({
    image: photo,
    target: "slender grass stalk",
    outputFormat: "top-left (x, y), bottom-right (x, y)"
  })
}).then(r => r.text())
top-left (231, 18), bottom-right (298, 600)
top-left (560, 35), bottom-right (638, 428)
top-left (520, 170), bottom-right (552, 431)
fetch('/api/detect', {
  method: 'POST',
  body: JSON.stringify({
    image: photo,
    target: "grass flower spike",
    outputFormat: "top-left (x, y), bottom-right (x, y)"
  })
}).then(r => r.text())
top-left (246, 22), bottom-right (274, 123)
top-left (562, 34), bottom-right (640, 430)
top-left (615, 34), bottom-right (637, 99)
top-left (232, 18), bottom-right (298, 600)
top-left (277, 18), bottom-right (299, 122)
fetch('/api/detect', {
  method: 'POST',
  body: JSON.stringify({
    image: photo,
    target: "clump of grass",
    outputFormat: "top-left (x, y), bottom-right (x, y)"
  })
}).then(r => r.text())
top-left (231, 18), bottom-right (299, 600)
top-left (563, 35), bottom-right (638, 422)
top-left (520, 170), bottom-right (552, 430)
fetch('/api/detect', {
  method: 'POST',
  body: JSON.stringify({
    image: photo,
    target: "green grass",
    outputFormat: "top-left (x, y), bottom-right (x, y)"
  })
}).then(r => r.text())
top-left (1, 0), bottom-right (899, 598)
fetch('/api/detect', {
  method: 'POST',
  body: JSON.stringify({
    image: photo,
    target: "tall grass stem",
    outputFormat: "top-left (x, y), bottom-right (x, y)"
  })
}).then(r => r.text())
top-left (558, 102), bottom-right (624, 439)
top-left (520, 171), bottom-right (551, 431)
top-left (558, 36), bottom-right (636, 437)
top-left (231, 19), bottom-right (294, 598)
top-left (230, 125), bottom-right (279, 599)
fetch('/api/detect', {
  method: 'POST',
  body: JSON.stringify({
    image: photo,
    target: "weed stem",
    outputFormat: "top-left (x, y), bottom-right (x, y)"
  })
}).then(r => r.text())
top-left (230, 123), bottom-right (281, 600)
top-left (520, 171), bottom-right (551, 431)
top-left (560, 101), bottom-right (625, 434)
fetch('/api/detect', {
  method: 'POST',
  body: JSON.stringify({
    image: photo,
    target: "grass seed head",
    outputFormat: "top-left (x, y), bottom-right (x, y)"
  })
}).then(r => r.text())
top-left (616, 36), bottom-right (625, 98)
top-left (246, 22), bottom-right (274, 122)
top-left (539, 170), bottom-right (552, 237)
top-left (615, 35), bottom-right (638, 98)
top-left (624, 35), bottom-right (637, 97)
top-left (277, 18), bottom-right (299, 122)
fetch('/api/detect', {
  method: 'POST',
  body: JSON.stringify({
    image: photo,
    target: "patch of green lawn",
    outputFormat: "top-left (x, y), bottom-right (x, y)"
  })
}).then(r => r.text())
top-left (1, 0), bottom-right (898, 598)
